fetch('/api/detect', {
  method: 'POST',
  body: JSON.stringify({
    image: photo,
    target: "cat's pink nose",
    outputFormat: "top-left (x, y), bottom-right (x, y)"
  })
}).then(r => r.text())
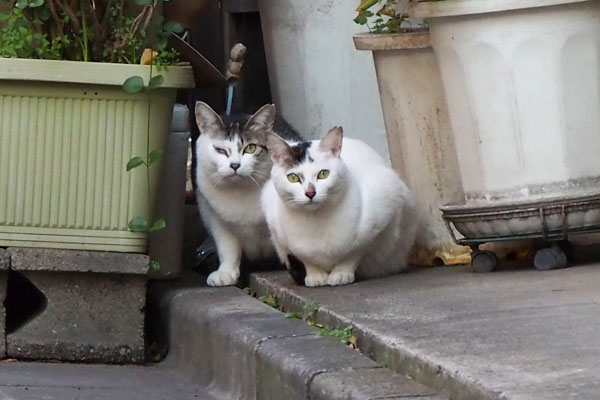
top-left (230, 162), bottom-right (240, 171)
top-left (305, 190), bottom-right (316, 199)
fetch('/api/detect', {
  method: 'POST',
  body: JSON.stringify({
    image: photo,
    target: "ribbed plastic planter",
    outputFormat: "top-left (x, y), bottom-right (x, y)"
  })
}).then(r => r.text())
top-left (0, 58), bottom-right (194, 252)
top-left (354, 32), bottom-right (470, 266)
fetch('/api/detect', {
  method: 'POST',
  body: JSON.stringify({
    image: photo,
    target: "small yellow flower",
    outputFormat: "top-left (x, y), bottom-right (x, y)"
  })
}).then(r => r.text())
top-left (140, 48), bottom-right (158, 65)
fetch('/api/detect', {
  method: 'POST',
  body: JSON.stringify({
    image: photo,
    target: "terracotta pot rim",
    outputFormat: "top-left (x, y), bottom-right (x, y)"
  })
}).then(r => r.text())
top-left (353, 31), bottom-right (432, 51)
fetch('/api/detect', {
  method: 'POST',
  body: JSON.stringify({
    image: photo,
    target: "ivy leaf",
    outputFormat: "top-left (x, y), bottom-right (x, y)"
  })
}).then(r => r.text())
top-left (29, 0), bottom-right (44, 7)
top-left (156, 37), bottom-right (168, 51)
top-left (353, 15), bottom-right (368, 25)
top-left (15, 0), bottom-right (30, 9)
top-left (135, 0), bottom-right (154, 4)
top-left (37, 4), bottom-right (51, 21)
top-left (164, 21), bottom-right (185, 34)
top-left (122, 75), bottom-right (145, 93)
top-left (150, 218), bottom-right (166, 232)
top-left (147, 74), bottom-right (164, 90)
top-left (147, 149), bottom-right (163, 165)
top-left (128, 216), bottom-right (149, 232)
top-left (126, 156), bottom-right (145, 171)
top-left (149, 260), bottom-right (161, 272)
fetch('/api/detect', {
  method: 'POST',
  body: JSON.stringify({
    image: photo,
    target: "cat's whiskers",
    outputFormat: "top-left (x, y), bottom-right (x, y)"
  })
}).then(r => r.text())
top-left (210, 174), bottom-right (226, 188)
top-left (251, 171), bottom-right (271, 183)
top-left (251, 170), bottom-right (270, 179)
top-left (248, 175), bottom-right (261, 188)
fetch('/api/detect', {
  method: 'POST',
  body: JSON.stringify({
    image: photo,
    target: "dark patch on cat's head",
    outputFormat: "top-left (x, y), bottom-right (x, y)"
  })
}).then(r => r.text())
top-left (287, 254), bottom-right (306, 286)
top-left (288, 141), bottom-right (313, 165)
top-left (196, 102), bottom-right (276, 145)
top-left (219, 119), bottom-right (244, 141)
top-left (267, 135), bottom-right (313, 168)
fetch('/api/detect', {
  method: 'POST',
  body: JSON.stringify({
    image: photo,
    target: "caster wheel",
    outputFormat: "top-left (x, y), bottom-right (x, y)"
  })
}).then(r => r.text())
top-left (557, 240), bottom-right (575, 261)
top-left (534, 245), bottom-right (567, 271)
top-left (471, 251), bottom-right (498, 273)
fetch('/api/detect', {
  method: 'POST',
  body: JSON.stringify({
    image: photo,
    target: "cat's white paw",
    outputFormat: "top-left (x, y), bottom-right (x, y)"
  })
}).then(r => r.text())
top-left (207, 269), bottom-right (239, 287)
top-left (305, 270), bottom-right (329, 287)
top-left (327, 270), bottom-right (355, 286)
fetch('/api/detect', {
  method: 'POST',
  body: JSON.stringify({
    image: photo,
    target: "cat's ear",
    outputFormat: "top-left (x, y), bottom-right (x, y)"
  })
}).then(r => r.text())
top-left (195, 102), bottom-right (225, 137)
top-left (245, 104), bottom-right (276, 131)
top-left (318, 126), bottom-right (343, 157)
top-left (267, 133), bottom-right (293, 166)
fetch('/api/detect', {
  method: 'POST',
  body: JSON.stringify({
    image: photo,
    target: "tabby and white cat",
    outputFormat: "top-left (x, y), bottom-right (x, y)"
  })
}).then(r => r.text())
top-left (262, 127), bottom-right (418, 287)
top-left (194, 102), bottom-right (301, 287)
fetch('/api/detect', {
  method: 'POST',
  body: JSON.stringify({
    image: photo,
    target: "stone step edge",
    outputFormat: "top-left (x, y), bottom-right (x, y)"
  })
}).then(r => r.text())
top-left (161, 285), bottom-right (443, 399)
top-left (249, 274), bottom-right (499, 400)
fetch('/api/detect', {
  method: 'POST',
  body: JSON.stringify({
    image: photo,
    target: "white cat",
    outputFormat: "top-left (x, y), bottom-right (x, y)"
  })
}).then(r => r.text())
top-left (194, 102), bottom-right (300, 287)
top-left (261, 126), bottom-right (418, 287)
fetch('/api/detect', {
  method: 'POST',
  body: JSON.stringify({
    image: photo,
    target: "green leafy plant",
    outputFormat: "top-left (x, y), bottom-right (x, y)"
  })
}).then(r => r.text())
top-left (122, 58), bottom-right (168, 273)
top-left (258, 294), bottom-right (280, 309)
top-left (0, 0), bottom-right (183, 64)
top-left (318, 324), bottom-right (355, 345)
top-left (117, 0), bottom-right (179, 271)
top-left (285, 300), bottom-right (319, 324)
top-left (0, 8), bottom-right (67, 59)
top-left (283, 301), bottom-right (357, 347)
top-left (243, 290), bottom-right (359, 349)
top-left (354, 0), bottom-right (408, 33)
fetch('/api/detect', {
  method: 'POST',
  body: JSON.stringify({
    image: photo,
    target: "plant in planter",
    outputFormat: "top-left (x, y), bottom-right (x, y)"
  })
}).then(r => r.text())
top-left (354, 0), bottom-right (409, 33)
top-left (0, 0), bottom-right (195, 254)
top-left (0, 1), bottom-right (198, 364)
top-left (352, 0), bottom-right (470, 266)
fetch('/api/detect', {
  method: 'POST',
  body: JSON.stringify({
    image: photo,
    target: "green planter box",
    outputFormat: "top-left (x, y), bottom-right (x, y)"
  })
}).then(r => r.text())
top-left (0, 58), bottom-right (194, 253)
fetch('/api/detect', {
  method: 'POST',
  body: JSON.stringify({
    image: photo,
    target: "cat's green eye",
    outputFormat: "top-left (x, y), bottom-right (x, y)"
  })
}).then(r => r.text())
top-left (244, 143), bottom-right (257, 154)
top-left (317, 170), bottom-right (330, 180)
top-left (287, 173), bottom-right (300, 183)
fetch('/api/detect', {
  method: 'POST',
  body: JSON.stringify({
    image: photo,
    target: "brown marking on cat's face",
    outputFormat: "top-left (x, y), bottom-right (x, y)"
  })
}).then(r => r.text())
top-left (267, 135), bottom-right (313, 169)
top-left (268, 126), bottom-right (347, 209)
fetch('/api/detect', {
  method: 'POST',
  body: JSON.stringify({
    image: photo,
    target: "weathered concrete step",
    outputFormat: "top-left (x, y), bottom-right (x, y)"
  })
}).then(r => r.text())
top-left (249, 271), bottom-right (492, 400)
top-left (250, 267), bottom-right (600, 400)
top-left (160, 285), bottom-right (446, 400)
top-left (0, 361), bottom-right (219, 400)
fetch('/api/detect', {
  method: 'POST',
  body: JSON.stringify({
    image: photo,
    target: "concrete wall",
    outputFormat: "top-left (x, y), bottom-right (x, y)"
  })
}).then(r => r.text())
top-left (257, 0), bottom-right (389, 161)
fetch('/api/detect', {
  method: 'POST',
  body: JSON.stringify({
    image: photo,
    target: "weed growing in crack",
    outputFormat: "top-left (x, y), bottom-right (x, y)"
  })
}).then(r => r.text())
top-left (242, 288), bottom-right (358, 349)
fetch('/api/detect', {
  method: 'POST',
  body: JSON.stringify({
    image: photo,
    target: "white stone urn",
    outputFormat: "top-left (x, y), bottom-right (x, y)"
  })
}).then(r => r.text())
top-left (413, 0), bottom-right (600, 206)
